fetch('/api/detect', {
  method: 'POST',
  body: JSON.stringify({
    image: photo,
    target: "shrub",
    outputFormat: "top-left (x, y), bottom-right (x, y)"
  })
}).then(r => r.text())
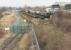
top-left (50, 10), bottom-right (71, 33)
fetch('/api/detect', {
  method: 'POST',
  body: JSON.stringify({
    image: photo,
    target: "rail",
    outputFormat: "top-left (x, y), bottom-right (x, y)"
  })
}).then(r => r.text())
top-left (31, 24), bottom-right (40, 50)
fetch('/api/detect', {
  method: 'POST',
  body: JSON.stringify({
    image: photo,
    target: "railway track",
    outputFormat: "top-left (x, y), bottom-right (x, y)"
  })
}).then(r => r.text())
top-left (0, 10), bottom-right (31, 50)
top-left (0, 23), bottom-right (31, 50)
top-left (0, 33), bottom-right (24, 50)
top-left (0, 12), bottom-right (41, 50)
top-left (31, 24), bottom-right (40, 50)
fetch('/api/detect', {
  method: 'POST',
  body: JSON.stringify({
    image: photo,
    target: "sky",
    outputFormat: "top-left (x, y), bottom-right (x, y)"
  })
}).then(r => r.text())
top-left (0, 0), bottom-right (70, 7)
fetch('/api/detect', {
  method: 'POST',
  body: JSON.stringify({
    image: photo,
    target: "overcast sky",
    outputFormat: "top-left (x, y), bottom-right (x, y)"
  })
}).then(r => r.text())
top-left (0, 0), bottom-right (71, 7)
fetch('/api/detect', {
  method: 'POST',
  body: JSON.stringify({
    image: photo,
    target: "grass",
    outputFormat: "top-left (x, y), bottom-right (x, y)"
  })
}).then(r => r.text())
top-left (34, 21), bottom-right (64, 50)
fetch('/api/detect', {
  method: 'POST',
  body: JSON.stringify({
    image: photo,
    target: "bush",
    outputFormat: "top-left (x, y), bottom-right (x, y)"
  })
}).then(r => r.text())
top-left (50, 10), bottom-right (71, 33)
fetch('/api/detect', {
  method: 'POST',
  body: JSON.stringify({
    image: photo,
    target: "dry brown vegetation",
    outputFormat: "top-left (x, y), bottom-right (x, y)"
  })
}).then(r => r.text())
top-left (50, 10), bottom-right (71, 33)
top-left (34, 20), bottom-right (64, 50)
top-left (48, 9), bottom-right (71, 50)
top-left (30, 9), bottom-right (71, 50)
